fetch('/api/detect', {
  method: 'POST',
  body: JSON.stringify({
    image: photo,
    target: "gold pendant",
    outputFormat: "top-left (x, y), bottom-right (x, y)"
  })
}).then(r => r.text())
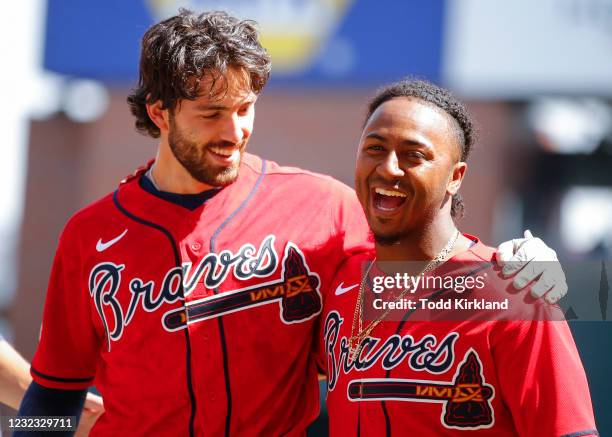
top-left (348, 338), bottom-right (364, 362)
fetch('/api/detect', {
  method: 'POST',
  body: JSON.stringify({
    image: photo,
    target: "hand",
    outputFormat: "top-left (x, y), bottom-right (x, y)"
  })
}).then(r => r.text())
top-left (496, 230), bottom-right (568, 304)
top-left (76, 392), bottom-right (104, 437)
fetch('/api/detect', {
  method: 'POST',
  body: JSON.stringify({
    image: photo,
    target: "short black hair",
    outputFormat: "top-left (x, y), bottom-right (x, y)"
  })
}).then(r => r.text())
top-left (127, 9), bottom-right (271, 138)
top-left (365, 78), bottom-right (476, 218)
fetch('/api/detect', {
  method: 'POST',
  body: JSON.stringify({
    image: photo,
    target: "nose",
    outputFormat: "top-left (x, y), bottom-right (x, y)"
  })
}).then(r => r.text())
top-left (376, 151), bottom-right (405, 179)
top-left (220, 114), bottom-right (249, 145)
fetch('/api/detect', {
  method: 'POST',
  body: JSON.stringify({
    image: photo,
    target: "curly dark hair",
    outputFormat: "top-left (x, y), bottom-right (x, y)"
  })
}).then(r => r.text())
top-left (127, 9), bottom-right (271, 138)
top-left (365, 78), bottom-right (476, 218)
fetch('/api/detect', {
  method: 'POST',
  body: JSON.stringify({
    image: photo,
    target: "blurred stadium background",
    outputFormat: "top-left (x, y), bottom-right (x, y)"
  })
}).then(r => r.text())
top-left (1, 0), bottom-right (611, 434)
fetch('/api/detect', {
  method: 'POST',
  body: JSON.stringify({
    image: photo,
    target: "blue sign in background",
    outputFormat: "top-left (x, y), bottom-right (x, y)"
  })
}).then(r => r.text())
top-left (43, 0), bottom-right (445, 86)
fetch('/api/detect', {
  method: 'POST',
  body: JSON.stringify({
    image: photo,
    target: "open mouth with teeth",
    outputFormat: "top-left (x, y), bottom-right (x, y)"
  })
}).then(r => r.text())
top-left (372, 187), bottom-right (408, 212)
top-left (208, 146), bottom-right (240, 163)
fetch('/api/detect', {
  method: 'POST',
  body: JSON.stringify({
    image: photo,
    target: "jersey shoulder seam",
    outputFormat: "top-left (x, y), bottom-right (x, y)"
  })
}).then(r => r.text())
top-left (243, 158), bottom-right (347, 184)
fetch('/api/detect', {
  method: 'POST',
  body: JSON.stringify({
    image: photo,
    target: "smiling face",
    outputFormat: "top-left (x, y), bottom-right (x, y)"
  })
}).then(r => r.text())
top-left (355, 97), bottom-right (466, 244)
top-left (166, 68), bottom-right (257, 187)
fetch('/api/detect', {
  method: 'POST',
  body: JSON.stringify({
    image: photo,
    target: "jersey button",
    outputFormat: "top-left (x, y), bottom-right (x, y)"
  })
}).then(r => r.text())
top-left (191, 242), bottom-right (202, 251)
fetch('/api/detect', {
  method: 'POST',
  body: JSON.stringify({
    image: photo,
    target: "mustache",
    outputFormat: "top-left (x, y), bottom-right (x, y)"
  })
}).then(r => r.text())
top-left (368, 178), bottom-right (408, 192)
top-left (205, 140), bottom-right (245, 149)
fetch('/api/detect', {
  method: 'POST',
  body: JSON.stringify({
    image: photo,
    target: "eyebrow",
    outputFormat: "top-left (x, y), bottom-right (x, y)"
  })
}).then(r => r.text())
top-left (195, 104), bottom-right (225, 111)
top-left (194, 97), bottom-right (257, 112)
top-left (364, 132), bottom-right (431, 149)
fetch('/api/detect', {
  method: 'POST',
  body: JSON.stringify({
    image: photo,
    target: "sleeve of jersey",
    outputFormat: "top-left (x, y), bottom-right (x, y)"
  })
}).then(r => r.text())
top-left (491, 314), bottom-right (598, 436)
top-left (30, 220), bottom-right (101, 390)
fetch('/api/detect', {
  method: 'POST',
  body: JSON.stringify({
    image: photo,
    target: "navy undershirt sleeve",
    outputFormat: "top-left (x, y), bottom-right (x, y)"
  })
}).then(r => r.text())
top-left (15, 381), bottom-right (87, 437)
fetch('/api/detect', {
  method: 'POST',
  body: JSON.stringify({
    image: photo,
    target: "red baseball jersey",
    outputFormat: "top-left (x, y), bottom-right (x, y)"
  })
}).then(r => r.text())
top-left (320, 238), bottom-right (598, 436)
top-left (31, 153), bottom-right (372, 436)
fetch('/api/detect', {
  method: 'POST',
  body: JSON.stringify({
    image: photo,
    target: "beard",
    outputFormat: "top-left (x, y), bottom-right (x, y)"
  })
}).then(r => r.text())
top-left (373, 233), bottom-right (403, 246)
top-left (369, 216), bottom-right (407, 246)
top-left (168, 116), bottom-right (243, 187)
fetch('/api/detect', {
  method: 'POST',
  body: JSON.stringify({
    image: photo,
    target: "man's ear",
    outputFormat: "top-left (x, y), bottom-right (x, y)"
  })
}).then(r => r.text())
top-left (146, 100), bottom-right (170, 134)
top-left (447, 161), bottom-right (467, 196)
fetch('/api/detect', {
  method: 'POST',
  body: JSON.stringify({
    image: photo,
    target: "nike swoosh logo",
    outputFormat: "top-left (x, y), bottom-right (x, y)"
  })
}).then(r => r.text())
top-left (335, 282), bottom-right (359, 296)
top-left (96, 229), bottom-right (128, 252)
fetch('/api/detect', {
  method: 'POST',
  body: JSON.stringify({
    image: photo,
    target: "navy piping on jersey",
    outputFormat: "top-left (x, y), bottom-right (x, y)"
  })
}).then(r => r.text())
top-left (139, 173), bottom-right (220, 210)
top-left (371, 239), bottom-right (479, 437)
top-left (380, 400), bottom-right (391, 437)
top-left (30, 367), bottom-right (94, 383)
top-left (561, 431), bottom-right (599, 437)
top-left (379, 259), bottom-right (494, 437)
top-left (209, 159), bottom-right (267, 437)
top-left (113, 190), bottom-right (197, 437)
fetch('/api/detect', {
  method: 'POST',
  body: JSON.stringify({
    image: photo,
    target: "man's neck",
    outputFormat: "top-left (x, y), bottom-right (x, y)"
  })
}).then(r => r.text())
top-left (152, 143), bottom-right (215, 194)
top-left (375, 213), bottom-right (471, 263)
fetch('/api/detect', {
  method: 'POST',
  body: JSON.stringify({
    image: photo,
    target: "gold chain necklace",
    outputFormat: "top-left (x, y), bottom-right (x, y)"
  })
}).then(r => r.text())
top-left (348, 229), bottom-right (460, 361)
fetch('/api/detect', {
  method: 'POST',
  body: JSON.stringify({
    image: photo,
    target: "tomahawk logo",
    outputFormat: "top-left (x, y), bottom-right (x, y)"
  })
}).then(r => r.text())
top-left (162, 242), bottom-right (322, 331)
top-left (348, 349), bottom-right (495, 430)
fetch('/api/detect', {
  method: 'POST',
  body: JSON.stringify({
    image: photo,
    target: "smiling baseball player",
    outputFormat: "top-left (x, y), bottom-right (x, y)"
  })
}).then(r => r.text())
top-left (17, 10), bottom-right (570, 437)
top-left (320, 79), bottom-right (597, 436)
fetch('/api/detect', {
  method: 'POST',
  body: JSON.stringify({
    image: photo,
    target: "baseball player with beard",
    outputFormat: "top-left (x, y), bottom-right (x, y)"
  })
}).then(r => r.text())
top-left (17, 10), bottom-right (568, 437)
top-left (320, 79), bottom-right (597, 436)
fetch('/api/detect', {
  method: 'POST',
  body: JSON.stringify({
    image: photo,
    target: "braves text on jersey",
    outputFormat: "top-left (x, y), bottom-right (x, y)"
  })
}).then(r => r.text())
top-left (320, 237), bottom-right (598, 436)
top-left (31, 153), bottom-right (372, 436)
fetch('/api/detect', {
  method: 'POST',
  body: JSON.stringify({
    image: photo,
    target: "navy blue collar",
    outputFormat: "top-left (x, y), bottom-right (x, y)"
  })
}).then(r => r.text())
top-left (139, 174), bottom-right (221, 211)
